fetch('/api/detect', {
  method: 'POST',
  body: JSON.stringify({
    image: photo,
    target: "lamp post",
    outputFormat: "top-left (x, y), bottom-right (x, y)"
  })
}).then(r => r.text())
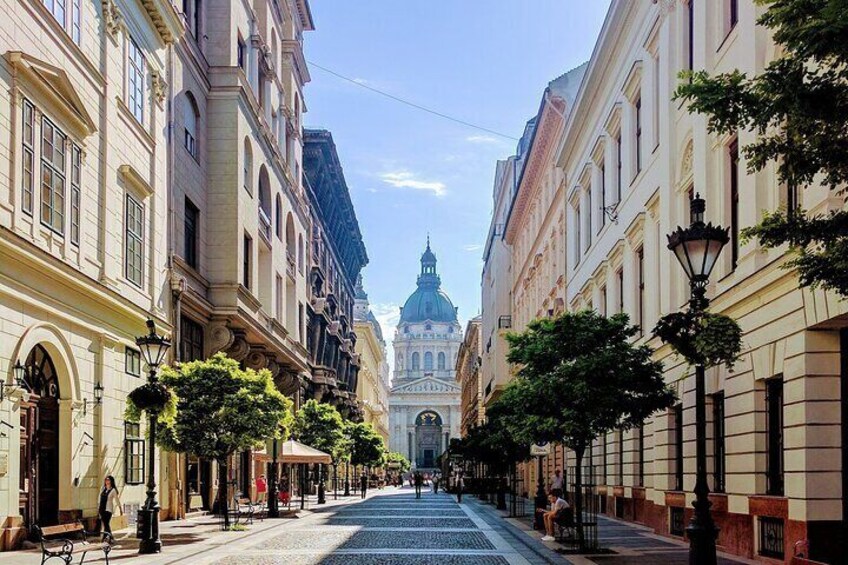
top-left (268, 437), bottom-right (280, 518)
top-left (666, 194), bottom-right (728, 565)
top-left (134, 320), bottom-right (171, 555)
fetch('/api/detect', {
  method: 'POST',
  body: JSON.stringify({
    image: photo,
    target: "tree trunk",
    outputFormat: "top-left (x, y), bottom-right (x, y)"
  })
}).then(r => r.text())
top-left (574, 445), bottom-right (585, 550)
top-left (218, 458), bottom-right (230, 529)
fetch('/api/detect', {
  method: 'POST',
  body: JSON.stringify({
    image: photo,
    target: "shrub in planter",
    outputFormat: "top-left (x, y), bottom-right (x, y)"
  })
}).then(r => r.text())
top-left (654, 310), bottom-right (742, 370)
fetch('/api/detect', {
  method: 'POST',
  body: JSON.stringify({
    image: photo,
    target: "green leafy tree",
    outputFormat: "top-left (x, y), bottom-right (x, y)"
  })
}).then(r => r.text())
top-left (348, 421), bottom-right (387, 469)
top-left (674, 0), bottom-right (848, 297)
top-left (504, 311), bottom-right (675, 548)
top-left (156, 353), bottom-right (293, 528)
top-left (385, 451), bottom-right (411, 473)
top-left (293, 399), bottom-right (346, 456)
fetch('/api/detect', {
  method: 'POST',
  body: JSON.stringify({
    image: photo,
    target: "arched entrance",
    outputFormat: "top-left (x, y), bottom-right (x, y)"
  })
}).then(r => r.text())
top-left (415, 411), bottom-right (442, 469)
top-left (19, 345), bottom-right (61, 528)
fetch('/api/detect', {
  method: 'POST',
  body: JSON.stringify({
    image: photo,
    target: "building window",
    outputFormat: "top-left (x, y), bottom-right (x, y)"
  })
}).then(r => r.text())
top-left (686, 0), bottom-right (694, 72)
top-left (674, 404), bottom-right (684, 490)
top-left (634, 95), bottom-right (643, 175)
top-left (637, 424), bottom-right (645, 487)
top-left (438, 352), bottom-right (446, 370)
top-left (41, 117), bottom-right (67, 234)
top-left (70, 145), bottom-right (81, 246)
top-left (585, 188), bottom-right (592, 251)
top-left (22, 100), bottom-right (35, 215)
top-left (184, 93), bottom-right (199, 158)
top-left (712, 393), bottom-right (726, 493)
top-left (180, 316), bottom-right (204, 362)
top-left (275, 274), bottom-right (283, 321)
top-left (729, 139), bottom-right (740, 269)
top-left (275, 196), bottom-right (283, 240)
top-left (125, 195), bottom-right (144, 287)
top-left (728, 0), bottom-right (739, 31)
top-left (652, 55), bottom-right (660, 149)
top-left (602, 434), bottom-right (608, 484)
top-left (125, 348), bottom-right (141, 377)
top-left (600, 285), bottom-right (607, 317)
top-left (243, 138), bottom-right (252, 195)
top-left (617, 430), bottom-right (624, 485)
top-left (599, 161), bottom-right (606, 230)
top-left (125, 422), bottom-right (145, 485)
top-left (243, 233), bottom-right (252, 289)
top-left (44, 0), bottom-right (81, 44)
top-left (617, 268), bottom-right (624, 314)
top-left (637, 247), bottom-right (645, 334)
top-left (298, 303), bottom-right (304, 343)
top-left (574, 202), bottom-right (581, 263)
top-left (127, 37), bottom-right (146, 124)
top-left (237, 35), bottom-right (246, 70)
top-left (758, 516), bottom-right (785, 559)
top-left (184, 198), bottom-right (199, 268)
top-left (411, 352), bottom-right (420, 371)
top-left (615, 132), bottom-right (622, 203)
top-left (424, 351), bottom-right (434, 371)
top-left (184, 0), bottom-right (201, 38)
top-left (766, 377), bottom-right (784, 496)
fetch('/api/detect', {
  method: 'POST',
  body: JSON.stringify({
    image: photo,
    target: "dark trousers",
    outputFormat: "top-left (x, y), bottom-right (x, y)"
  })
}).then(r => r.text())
top-left (457, 489), bottom-right (463, 503)
top-left (415, 485), bottom-right (421, 498)
top-left (99, 511), bottom-right (113, 534)
top-left (360, 487), bottom-right (366, 499)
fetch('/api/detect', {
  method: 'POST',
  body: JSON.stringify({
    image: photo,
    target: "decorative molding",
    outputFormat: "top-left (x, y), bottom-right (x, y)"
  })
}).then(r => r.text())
top-left (101, 0), bottom-right (124, 39)
top-left (679, 138), bottom-right (694, 187)
top-left (118, 165), bottom-right (154, 198)
top-left (150, 70), bottom-right (167, 106)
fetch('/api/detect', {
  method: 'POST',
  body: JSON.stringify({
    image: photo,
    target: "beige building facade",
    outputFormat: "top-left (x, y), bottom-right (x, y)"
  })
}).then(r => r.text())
top-left (482, 0), bottom-right (846, 562)
top-left (456, 316), bottom-right (483, 437)
top-left (354, 277), bottom-right (390, 442)
top-left (0, 0), bottom-right (182, 549)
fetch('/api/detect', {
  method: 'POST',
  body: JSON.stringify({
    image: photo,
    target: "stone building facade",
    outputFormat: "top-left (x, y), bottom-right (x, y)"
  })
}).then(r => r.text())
top-left (168, 0), bottom-right (316, 513)
top-left (353, 277), bottom-right (390, 442)
top-left (388, 242), bottom-right (462, 470)
top-left (483, 1), bottom-right (847, 562)
top-left (0, 0), bottom-right (182, 549)
top-left (302, 129), bottom-right (367, 420)
top-left (456, 316), bottom-right (483, 437)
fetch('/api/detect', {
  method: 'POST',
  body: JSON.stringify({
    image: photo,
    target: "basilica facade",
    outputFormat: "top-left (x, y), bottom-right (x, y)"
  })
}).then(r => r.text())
top-left (388, 242), bottom-right (462, 471)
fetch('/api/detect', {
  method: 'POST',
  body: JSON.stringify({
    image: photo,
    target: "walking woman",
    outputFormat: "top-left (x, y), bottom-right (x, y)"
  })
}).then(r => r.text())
top-left (98, 475), bottom-right (120, 539)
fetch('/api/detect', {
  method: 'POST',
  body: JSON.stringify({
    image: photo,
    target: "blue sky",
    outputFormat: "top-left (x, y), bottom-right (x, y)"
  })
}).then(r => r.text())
top-left (303, 1), bottom-right (612, 357)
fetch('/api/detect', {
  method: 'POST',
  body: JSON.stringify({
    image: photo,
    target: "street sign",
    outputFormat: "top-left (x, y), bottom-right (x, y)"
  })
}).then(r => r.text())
top-left (530, 443), bottom-right (550, 457)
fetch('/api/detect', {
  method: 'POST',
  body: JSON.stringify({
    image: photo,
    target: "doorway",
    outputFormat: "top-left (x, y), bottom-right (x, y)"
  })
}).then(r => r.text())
top-left (18, 345), bottom-right (61, 530)
top-left (414, 411), bottom-right (442, 469)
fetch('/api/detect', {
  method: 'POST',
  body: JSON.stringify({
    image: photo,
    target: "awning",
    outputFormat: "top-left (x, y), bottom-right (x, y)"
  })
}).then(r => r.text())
top-left (279, 439), bottom-right (332, 465)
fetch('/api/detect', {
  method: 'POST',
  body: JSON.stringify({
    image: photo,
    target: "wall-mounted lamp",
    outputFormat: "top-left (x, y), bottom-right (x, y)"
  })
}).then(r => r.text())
top-left (2, 360), bottom-right (29, 401)
top-left (94, 381), bottom-right (104, 405)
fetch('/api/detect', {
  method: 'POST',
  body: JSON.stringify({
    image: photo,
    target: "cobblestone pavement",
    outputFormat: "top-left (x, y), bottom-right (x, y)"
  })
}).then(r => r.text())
top-left (194, 487), bottom-right (567, 565)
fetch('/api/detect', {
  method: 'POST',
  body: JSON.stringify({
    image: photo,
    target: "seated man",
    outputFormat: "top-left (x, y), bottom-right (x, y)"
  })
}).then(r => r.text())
top-left (541, 492), bottom-right (570, 542)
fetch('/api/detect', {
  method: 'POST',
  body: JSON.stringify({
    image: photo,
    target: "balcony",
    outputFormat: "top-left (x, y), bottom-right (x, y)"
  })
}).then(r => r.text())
top-left (498, 315), bottom-right (512, 329)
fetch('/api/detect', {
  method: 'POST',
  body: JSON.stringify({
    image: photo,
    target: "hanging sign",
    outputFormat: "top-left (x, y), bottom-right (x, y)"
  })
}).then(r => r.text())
top-left (530, 442), bottom-right (550, 457)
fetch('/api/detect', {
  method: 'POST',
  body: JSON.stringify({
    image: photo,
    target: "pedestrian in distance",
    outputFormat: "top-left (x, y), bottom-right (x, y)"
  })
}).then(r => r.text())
top-left (360, 473), bottom-right (368, 499)
top-left (433, 474), bottom-right (439, 494)
top-left (256, 474), bottom-right (267, 503)
top-left (97, 475), bottom-right (121, 540)
top-left (414, 471), bottom-right (423, 499)
top-left (541, 492), bottom-right (570, 541)
top-left (456, 472), bottom-right (465, 503)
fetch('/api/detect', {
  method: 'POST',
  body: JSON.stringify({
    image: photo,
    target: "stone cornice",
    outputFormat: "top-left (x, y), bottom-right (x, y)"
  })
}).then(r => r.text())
top-left (137, 0), bottom-right (185, 45)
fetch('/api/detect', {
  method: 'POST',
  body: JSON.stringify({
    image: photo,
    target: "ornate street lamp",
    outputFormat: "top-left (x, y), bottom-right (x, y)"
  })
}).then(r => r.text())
top-left (2, 360), bottom-right (29, 401)
top-left (667, 194), bottom-right (728, 565)
top-left (134, 319), bottom-right (171, 554)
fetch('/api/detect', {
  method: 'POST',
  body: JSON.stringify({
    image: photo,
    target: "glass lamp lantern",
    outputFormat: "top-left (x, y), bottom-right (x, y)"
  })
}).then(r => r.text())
top-left (135, 320), bottom-right (171, 371)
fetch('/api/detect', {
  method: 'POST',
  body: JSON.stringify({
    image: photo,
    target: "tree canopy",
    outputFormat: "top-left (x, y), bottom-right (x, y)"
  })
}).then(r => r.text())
top-left (347, 421), bottom-right (386, 468)
top-left (293, 399), bottom-right (347, 462)
top-left (385, 451), bottom-right (411, 472)
top-left (675, 0), bottom-right (848, 297)
top-left (504, 311), bottom-right (675, 453)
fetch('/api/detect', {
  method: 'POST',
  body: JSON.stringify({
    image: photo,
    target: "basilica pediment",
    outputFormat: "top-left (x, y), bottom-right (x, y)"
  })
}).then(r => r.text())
top-left (390, 376), bottom-right (460, 395)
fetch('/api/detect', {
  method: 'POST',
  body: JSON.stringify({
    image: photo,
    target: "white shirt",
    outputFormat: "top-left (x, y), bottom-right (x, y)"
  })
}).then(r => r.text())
top-left (552, 498), bottom-right (569, 513)
top-left (551, 475), bottom-right (564, 489)
top-left (103, 488), bottom-right (119, 513)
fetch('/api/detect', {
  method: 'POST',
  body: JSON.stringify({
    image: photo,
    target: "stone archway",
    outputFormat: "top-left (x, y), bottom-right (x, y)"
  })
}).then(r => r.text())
top-left (19, 345), bottom-right (61, 528)
top-left (414, 411), bottom-right (443, 469)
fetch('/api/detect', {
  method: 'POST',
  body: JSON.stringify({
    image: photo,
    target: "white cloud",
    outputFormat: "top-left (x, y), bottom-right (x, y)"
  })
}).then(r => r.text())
top-left (465, 134), bottom-right (500, 144)
top-left (352, 77), bottom-right (369, 85)
top-left (379, 171), bottom-right (447, 197)
top-left (463, 244), bottom-right (482, 252)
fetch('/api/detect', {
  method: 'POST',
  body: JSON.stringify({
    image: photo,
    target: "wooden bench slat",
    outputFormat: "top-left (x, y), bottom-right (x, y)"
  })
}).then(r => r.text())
top-left (41, 523), bottom-right (85, 536)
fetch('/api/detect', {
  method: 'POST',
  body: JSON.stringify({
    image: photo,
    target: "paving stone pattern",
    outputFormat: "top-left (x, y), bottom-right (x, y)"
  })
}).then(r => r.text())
top-left (209, 488), bottom-right (561, 565)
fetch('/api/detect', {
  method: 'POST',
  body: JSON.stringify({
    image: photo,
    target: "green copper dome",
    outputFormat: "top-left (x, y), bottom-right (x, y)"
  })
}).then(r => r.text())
top-left (399, 241), bottom-right (458, 325)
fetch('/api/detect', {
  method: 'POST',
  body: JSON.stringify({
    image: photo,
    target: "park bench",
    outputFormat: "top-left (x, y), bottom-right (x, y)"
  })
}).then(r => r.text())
top-left (34, 522), bottom-right (113, 565)
top-left (553, 507), bottom-right (576, 541)
top-left (229, 496), bottom-right (255, 525)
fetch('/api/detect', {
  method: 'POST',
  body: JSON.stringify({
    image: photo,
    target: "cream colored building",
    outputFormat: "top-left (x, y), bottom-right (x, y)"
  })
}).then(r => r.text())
top-left (0, 0), bottom-right (182, 549)
top-left (353, 277), bottom-right (390, 442)
top-left (168, 0), bottom-right (315, 510)
top-left (456, 316), bottom-right (483, 437)
top-left (485, 0), bottom-right (846, 562)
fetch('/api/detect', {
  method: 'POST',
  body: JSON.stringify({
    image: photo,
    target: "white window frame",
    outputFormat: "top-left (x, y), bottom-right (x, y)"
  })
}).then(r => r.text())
top-left (127, 37), bottom-right (146, 124)
top-left (40, 116), bottom-right (67, 235)
top-left (125, 194), bottom-right (145, 287)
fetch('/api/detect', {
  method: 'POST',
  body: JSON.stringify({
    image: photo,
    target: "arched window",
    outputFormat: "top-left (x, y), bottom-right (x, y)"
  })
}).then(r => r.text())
top-left (415, 411), bottom-right (442, 427)
top-left (285, 213), bottom-right (295, 262)
top-left (275, 195), bottom-right (283, 240)
top-left (411, 352), bottom-right (420, 371)
top-left (438, 352), bottom-right (446, 370)
top-left (243, 138), bottom-right (253, 195)
top-left (424, 351), bottom-right (433, 371)
top-left (184, 92), bottom-right (199, 158)
top-left (298, 234), bottom-right (304, 273)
